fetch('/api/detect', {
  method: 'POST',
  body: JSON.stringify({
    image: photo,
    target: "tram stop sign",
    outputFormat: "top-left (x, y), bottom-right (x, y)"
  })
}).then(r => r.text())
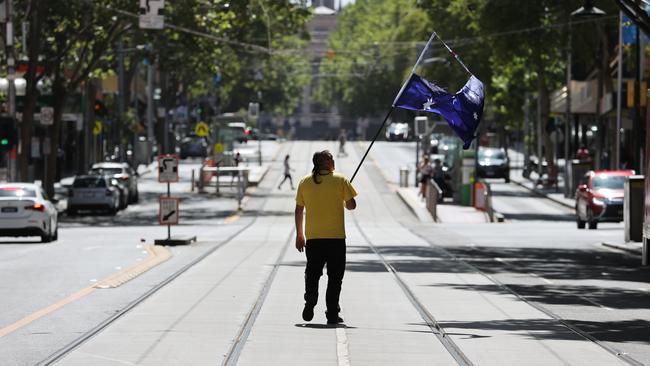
top-left (195, 122), bottom-right (209, 137)
top-left (158, 154), bottom-right (179, 183)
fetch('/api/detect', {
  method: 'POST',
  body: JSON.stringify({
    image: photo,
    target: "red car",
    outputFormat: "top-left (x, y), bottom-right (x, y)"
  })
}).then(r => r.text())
top-left (575, 170), bottom-right (634, 229)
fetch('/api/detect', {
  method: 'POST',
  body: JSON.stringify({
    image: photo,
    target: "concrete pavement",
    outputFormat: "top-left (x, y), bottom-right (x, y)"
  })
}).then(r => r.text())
top-left (51, 141), bottom-right (636, 365)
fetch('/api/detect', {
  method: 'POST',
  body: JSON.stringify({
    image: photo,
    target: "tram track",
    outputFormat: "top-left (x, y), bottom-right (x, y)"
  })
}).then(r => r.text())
top-left (37, 142), bottom-right (298, 366)
top-left (350, 141), bottom-right (645, 366)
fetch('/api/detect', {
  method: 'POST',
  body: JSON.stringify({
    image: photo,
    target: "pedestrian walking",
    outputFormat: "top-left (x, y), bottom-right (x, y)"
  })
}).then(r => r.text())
top-left (337, 129), bottom-right (347, 157)
top-left (295, 150), bottom-right (357, 324)
top-left (278, 154), bottom-right (295, 190)
top-left (418, 156), bottom-right (433, 198)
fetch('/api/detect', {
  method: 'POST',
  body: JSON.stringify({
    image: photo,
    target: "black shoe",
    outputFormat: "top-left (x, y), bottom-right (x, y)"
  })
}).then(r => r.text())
top-left (302, 304), bottom-right (314, 321)
top-left (326, 315), bottom-right (344, 324)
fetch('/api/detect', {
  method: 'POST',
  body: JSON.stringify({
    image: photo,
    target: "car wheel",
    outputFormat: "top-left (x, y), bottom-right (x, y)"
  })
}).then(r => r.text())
top-left (41, 226), bottom-right (53, 243)
top-left (67, 207), bottom-right (77, 216)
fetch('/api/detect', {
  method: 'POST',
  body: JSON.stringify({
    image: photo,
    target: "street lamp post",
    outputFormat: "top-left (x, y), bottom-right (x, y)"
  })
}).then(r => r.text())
top-left (564, 0), bottom-right (606, 197)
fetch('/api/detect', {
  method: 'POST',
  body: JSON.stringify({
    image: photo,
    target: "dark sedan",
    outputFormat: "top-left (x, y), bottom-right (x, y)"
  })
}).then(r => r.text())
top-left (476, 147), bottom-right (510, 182)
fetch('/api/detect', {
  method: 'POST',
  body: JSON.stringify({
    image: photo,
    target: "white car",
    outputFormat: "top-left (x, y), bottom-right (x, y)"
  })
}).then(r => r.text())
top-left (67, 175), bottom-right (120, 215)
top-left (0, 183), bottom-right (58, 242)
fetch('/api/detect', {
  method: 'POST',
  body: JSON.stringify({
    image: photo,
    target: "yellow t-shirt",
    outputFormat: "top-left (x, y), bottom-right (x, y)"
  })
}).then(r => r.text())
top-left (296, 171), bottom-right (358, 239)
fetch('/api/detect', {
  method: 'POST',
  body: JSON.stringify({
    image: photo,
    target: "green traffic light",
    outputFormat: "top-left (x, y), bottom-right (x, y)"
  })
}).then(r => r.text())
top-left (0, 139), bottom-right (8, 146)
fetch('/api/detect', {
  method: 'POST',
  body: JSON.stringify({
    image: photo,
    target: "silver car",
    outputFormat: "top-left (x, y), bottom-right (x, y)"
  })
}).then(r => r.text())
top-left (90, 162), bottom-right (139, 203)
top-left (67, 175), bottom-right (120, 215)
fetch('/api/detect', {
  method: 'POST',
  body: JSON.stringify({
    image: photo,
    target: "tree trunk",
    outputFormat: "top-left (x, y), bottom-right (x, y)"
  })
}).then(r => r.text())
top-left (19, 0), bottom-right (47, 181)
top-left (537, 67), bottom-right (556, 185)
top-left (44, 75), bottom-right (66, 198)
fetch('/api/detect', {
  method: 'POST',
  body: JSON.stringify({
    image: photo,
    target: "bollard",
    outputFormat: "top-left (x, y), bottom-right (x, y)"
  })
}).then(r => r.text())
top-left (624, 175), bottom-right (644, 243)
top-left (191, 169), bottom-right (195, 192)
top-left (399, 167), bottom-right (409, 187)
top-left (198, 165), bottom-right (205, 193)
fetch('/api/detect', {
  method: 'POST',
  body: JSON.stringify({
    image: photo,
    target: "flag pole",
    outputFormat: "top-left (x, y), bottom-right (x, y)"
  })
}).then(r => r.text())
top-left (351, 32), bottom-right (437, 183)
top-left (432, 31), bottom-right (472, 75)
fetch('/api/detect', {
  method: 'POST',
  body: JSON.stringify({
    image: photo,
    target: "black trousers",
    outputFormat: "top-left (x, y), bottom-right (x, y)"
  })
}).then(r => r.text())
top-left (304, 239), bottom-right (346, 316)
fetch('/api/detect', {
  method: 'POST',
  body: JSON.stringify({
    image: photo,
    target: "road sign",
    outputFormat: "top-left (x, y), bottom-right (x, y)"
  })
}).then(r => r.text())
top-left (158, 197), bottom-right (179, 225)
top-left (40, 107), bottom-right (53, 125)
top-left (139, 0), bottom-right (165, 29)
top-left (158, 154), bottom-right (179, 183)
top-left (195, 122), bottom-right (209, 137)
top-left (213, 143), bottom-right (224, 154)
top-left (92, 121), bottom-right (103, 136)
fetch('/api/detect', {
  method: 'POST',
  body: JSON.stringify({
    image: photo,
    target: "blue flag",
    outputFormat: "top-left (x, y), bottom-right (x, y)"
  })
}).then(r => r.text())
top-left (394, 74), bottom-right (484, 149)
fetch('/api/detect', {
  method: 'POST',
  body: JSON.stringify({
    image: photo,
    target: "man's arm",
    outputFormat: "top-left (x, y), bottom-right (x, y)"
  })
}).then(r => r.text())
top-left (295, 205), bottom-right (306, 252)
top-left (345, 198), bottom-right (356, 210)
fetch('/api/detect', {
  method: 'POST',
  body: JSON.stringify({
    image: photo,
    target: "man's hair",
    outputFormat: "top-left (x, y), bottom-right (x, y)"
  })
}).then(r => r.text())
top-left (312, 150), bottom-right (333, 184)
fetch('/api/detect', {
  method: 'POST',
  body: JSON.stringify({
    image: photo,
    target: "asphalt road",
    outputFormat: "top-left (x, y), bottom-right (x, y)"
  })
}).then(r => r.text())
top-left (367, 140), bottom-right (650, 364)
top-left (0, 141), bottom-right (281, 365)
top-left (1, 139), bottom-right (649, 365)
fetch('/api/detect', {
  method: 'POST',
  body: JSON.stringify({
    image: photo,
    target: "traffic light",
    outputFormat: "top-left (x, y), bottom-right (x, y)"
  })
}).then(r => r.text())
top-left (0, 117), bottom-right (17, 149)
top-left (94, 100), bottom-right (107, 116)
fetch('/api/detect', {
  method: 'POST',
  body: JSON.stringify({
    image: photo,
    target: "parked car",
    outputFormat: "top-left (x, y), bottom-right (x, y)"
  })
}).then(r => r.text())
top-left (180, 135), bottom-right (208, 159)
top-left (0, 183), bottom-right (58, 242)
top-left (385, 122), bottom-right (409, 141)
top-left (68, 175), bottom-right (120, 215)
top-left (575, 170), bottom-right (634, 229)
top-left (476, 147), bottom-right (510, 182)
top-left (89, 162), bottom-right (139, 203)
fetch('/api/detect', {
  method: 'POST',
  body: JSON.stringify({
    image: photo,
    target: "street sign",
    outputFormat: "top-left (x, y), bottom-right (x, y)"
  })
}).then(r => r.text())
top-left (213, 143), bottom-right (224, 154)
top-left (40, 107), bottom-right (53, 125)
top-left (195, 122), bottom-right (209, 137)
top-left (92, 121), bottom-right (103, 136)
top-left (158, 154), bottom-right (179, 183)
top-left (139, 0), bottom-right (165, 29)
top-left (158, 197), bottom-right (179, 225)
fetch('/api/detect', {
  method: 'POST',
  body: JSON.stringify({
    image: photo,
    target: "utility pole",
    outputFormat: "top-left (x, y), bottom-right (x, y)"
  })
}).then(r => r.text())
top-left (615, 11), bottom-right (623, 169)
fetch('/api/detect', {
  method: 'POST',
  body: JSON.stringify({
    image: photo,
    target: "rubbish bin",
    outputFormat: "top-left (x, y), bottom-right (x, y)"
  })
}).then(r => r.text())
top-left (625, 175), bottom-right (644, 243)
top-left (399, 167), bottom-right (409, 188)
top-left (460, 150), bottom-right (475, 206)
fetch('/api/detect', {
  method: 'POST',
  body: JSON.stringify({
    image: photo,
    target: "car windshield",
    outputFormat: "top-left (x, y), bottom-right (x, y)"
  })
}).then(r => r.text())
top-left (0, 187), bottom-right (37, 197)
top-left (73, 177), bottom-right (107, 188)
top-left (592, 175), bottom-right (626, 190)
top-left (91, 168), bottom-right (123, 175)
top-left (479, 149), bottom-right (506, 160)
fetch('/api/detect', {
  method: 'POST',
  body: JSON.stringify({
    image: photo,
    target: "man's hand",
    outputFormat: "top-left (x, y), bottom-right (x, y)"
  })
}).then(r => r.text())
top-left (296, 234), bottom-right (306, 252)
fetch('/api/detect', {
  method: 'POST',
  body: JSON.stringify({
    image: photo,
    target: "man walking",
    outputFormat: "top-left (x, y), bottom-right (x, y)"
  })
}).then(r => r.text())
top-left (295, 150), bottom-right (357, 324)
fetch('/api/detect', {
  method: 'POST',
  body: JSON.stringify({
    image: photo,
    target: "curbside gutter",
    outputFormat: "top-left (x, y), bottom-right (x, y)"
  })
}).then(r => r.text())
top-left (601, 241), bottom-right (642, 256)
top-left (510, 178), bottom-right (574, 210)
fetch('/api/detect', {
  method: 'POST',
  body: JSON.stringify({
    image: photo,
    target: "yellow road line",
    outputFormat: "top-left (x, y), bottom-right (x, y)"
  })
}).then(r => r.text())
top-left (224, 214), bottom-right (240, 224)
top-left (0, 244), bottom-right (171, 338)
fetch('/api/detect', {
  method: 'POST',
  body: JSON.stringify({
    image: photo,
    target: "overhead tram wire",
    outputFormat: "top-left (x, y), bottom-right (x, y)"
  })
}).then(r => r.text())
top-left (79, 0), bottom-right (271, 54)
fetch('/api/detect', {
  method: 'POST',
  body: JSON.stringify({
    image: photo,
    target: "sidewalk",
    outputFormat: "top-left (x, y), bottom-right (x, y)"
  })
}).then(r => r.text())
top-left (396, 187), bottom-right (489, 224)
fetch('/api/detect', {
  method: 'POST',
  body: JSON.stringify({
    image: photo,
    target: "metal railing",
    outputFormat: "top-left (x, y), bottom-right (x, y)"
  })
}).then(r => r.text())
top-left (425, 180), bottom-right (443, 222)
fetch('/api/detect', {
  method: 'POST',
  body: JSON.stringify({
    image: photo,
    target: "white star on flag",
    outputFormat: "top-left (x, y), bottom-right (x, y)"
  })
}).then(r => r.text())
top-left (473, 112), bottom-right (478, 121)
top-left (422, 98), bottom-right (435, 110)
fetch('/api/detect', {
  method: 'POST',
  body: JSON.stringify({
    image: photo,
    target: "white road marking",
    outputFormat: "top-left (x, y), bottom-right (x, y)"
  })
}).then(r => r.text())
top-left (336, 326), bottom-right (351, 366)
top-left (494, 257), bottom-right (554, 284)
